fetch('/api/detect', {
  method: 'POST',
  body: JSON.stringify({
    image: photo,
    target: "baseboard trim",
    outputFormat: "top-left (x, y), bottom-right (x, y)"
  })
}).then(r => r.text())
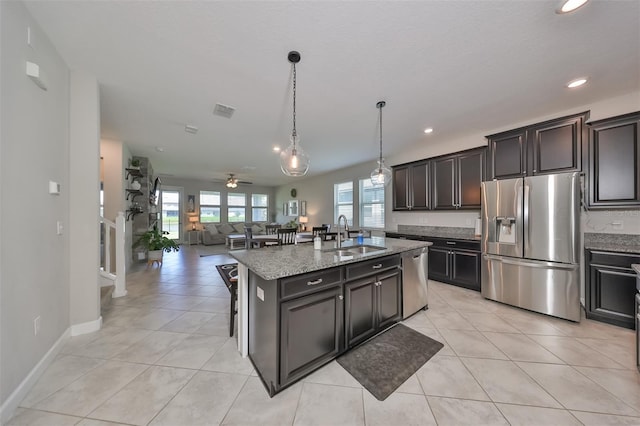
top-left (70, 316), bottom-right (102, 336)
top-left (0, 328), bottom-right (70, 424)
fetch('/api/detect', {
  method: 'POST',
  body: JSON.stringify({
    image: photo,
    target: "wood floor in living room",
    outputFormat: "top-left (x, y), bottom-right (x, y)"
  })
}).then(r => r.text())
top-left (8, 246), bottom-right (640, 425)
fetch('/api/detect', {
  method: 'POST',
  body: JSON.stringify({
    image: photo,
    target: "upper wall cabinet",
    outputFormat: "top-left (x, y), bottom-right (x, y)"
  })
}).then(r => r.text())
top-left (432, 147), bottom-right (486, 210)
top-left (587, 111), bottom-right (640, 209)
top-left (392, 160), bottom-right (430, 211)
top-left (487, 112), bottom-right (588, 180)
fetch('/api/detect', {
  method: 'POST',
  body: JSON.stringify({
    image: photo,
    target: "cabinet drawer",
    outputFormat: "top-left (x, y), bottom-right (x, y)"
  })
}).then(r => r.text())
top-left (427, 237), bottom-right (480, 251)
top-left (588, 251), bottom-right (640, 269)
top-left (280, 268), bottom-right (343, 300)
top-left (346, 255), bottom-right (400, 281)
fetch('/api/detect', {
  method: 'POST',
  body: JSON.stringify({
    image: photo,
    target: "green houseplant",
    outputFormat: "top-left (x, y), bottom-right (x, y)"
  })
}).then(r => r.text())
top-left (136, 226), bottom-right (180, 260)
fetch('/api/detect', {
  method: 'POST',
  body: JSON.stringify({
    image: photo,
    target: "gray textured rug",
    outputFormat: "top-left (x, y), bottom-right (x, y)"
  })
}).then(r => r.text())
top-left (337, 323), bottom-right (443, 401)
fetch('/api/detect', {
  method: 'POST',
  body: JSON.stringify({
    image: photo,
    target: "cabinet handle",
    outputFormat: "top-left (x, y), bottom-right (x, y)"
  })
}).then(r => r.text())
top-left (372, 264), bottom-right (383, 270)
top-left (375, 281), bottom-right (381, 287)
top-left (338, 295), bottom-right (344, 300)
top-left (446, 241), bottom-right (456, 245)
top-left (307, 278), bottom-right (323, 286)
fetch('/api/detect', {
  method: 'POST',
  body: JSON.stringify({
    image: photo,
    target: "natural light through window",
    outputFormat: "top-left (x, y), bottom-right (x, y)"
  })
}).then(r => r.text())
top-left (228, 193), bottom-right (246, 222)
top-left (360, 178), bottom-right (385, 228)
top-left (200, 191), bottom-right (220, 223)
top-left (251, 194), bottom-right (268, 222)
top-left (334, 181), bottom-right (353, 226)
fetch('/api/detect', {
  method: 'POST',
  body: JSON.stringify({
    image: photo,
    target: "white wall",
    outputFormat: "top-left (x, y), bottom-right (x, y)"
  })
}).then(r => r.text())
top-left (0, 0), bottom-right (70, 409)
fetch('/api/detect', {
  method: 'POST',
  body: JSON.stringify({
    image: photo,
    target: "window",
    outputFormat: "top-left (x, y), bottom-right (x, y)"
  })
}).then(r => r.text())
top-left (360, 179), bottom-right (385, 228)
top-left (228, 193), bottom-right (246, 222)
top-left (251, 194), bottom-right (268, 222)
top-left (334, 181), bottom-right (353, 225)
top-left (200, 191), bottom-right (220, 223)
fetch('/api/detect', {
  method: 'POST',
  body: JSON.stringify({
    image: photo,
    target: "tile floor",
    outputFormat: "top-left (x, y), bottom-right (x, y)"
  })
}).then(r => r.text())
top-left (9, 246), bottom-right (640, 426)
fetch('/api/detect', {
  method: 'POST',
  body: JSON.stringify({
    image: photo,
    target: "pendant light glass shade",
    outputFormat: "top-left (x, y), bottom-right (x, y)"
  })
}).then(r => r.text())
top-left (281, 51), bottom-right (310, 177)
top-left (280, 135), bottom-right (310, 176)
top-left (371, 101), bottom-right (391, 186)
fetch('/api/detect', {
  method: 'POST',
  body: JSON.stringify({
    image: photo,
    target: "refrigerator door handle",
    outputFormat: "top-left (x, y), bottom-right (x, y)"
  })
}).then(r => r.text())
top-left (483, 254), bottom-right (578, 270)
top-left (523, 184), bottom-right (530, 253)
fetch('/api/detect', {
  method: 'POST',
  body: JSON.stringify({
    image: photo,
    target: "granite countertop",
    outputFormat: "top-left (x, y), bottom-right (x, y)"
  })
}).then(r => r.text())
top-left (583, 233), bottom-right (640, 254)
top-left (385, 225), bottom-right (481, 241)
top-left (230, 236), bottom-right (431, 281)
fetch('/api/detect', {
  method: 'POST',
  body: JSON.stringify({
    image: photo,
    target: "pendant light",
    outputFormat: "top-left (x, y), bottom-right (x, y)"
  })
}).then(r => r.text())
top-left (370, 101), bottom-right (392, 186)
top-left (280, 51), bottom-right (310, 176)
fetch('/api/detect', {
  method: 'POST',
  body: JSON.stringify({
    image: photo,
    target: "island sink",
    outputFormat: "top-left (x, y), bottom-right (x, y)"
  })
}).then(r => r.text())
top-left (323, 244), bottom-right (387, 256)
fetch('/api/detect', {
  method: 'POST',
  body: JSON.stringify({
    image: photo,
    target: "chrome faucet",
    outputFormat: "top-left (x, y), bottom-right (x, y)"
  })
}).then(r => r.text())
top-left (336, 215), bottom-right (349, 248)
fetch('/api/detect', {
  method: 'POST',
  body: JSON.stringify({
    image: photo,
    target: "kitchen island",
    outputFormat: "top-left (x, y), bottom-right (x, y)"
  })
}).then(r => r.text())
top-left (230, 236), bottom-right (430, 396)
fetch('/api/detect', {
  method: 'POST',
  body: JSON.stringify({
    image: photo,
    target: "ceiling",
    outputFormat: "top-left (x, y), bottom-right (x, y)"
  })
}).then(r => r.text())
top-left (24, 0), bottom-right (640, 187)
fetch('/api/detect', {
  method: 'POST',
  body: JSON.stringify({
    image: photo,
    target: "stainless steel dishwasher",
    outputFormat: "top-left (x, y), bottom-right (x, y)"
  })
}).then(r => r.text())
top-left (401, 247), bottom-right (429, 318)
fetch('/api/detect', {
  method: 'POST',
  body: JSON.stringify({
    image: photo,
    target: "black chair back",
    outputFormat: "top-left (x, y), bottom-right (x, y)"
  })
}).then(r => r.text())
top-left (277, 228), bottom-right (297, 245)
top-left (265, 224), bottom-right (281, 235)
top-left (321, 223), bottom-right (332, 232)
top-left (312, 226), bottom-right (328, 240)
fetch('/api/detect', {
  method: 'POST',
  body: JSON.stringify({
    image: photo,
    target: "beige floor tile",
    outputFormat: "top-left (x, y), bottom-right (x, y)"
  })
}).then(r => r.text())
top-left (156, 334), bottom-right (228, 369)
top-left (160, 311), bottom-right (216, 333)
top-left (394, 374), bottom-right (424, 395)
top-left (20, 355), bottom-right (105, 407)
top-left (34, 361), bottom-right (148, 417)
top-left (577, 337), bottom-right (637, 370)
top-left (550, 318), bottom-right (635, 340)
top-left (201, 337), bottom-right (254, 375)
top-left (496, 403), bottom-right (582, 425)
top-left (426, 396), bottom-right (509, 425)
top-left (517, 362), bottom-right (639, 416)
top-left (89, 365), bottom-right (195, 425)
top-left (6, 408), bottom-right (81, 426)
top-left (111, 330), bottom-right (188, 364)
top-left (570, 411), bottom-right (640, 425)
top-left (482, 332), bottom-right (565, 363)
top-left (222, 377), bottom-right (302, 425)
top-left (461, 358), bottom-right (561, 408)
top-left (67, 328), bottom-right (153, 360)
top-left (438, 329), bottom-right (508, 359)
top-left (190, 296), bottom-right (231, 313)
top-left (126, 308), bottom-right (184, 330)
top-left (303, 360), bottom-right (362, 388)
top-left (402, 311), bottom-right (435, 329)
top-left (363, 391), bottom-right (436, 425)
top-left (192, 286), bottom-right (229, 298)
top-left (460, 312), bottom-right (520, 333)
top-left (425, 311), bottom-right (476, 330)
top-left (293, 382), bottom-right (364, 426)
top-left (195, 313), bottom-right (233, 336)
top-left (528, 335), bottom-right (628, 369)
top-left (76, 419), bottom-right (131, 426)
top-left (149, 371), bottom-right (248, 426)
top-left (495, 312), bottom-right (567, 335)
top-left (160, 295), bottom-right (209, 311)
top-left (415, 355), bottom-right (489, 400)
top-left (575, 366), bottom-right (640, 413)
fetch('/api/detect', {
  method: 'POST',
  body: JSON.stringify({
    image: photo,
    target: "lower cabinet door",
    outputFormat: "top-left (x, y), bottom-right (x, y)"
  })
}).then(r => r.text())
top-left (428, 247), bottom-right (450, 282)
top-left (588, 265), bottom-right (636, 329)
top-left (451, 250), bottom-right (481, 291)
top-left (377, 270), bottom-right (402, 330)
top-left (280, 286), bottom-right (343, 386)
top-left (344, 277), bottom-right (377, 348)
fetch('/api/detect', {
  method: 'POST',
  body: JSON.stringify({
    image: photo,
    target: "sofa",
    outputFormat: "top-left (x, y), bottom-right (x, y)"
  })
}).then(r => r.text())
top-left (201, 222), bottom-right (268, 245)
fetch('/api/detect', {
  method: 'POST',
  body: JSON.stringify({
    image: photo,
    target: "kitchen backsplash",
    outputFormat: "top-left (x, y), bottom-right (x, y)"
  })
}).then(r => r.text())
top-left (581, 210), bottom-right (640, 235)
top-left (397, 225), bottom-right (477, 240)
top-left (388, 211), bottom-right (480, 230)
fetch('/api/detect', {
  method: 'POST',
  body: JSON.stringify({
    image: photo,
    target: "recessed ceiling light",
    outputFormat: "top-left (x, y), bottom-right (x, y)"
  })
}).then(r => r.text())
top-left (556, 0), bottom-right (588, 14)
top-left (424, 128), bottom-right (434, 134)
top-left (567, 78), bottom-right (588, 88)
top-left (155, 147), bottom-right (165, 152)
top-left (272, 146), bottom-right (281, 153)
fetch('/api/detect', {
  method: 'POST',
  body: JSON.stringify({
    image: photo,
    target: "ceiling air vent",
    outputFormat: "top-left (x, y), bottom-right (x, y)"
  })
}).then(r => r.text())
top-left (213, 103), bottom-right (236, 119)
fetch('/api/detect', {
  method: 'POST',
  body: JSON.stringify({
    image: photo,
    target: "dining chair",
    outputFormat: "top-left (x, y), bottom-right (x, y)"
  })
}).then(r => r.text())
top-left (244, 226), bottom-right (260, 249)
top-left (277, 228), bottom-right (297, 245)
top-left (312, 226), bottom-right (328, 240)
top-left (265, 224), bottom-right (281, 235)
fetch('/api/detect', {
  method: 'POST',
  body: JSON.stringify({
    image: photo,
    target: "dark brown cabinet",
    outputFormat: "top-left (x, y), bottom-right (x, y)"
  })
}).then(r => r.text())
top-left (427, 238), bottom-right (481, 291)
top-left (344, 269), bottom-right (401, 348)
top-left (585, 250), bottom-right (640, 329)
top-left (392, 161), bottom-right (430, 211)
top-left (280, 286), bottom-right (344, 386)
top-left (487, 112), bottom-right (587, 180)
top-left (432, 147), bottom-right (485, 210)
top-left (587, 112), bottom-right (640, 209)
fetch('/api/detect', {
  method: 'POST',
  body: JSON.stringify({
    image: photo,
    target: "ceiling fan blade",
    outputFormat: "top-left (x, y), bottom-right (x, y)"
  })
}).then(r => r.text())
top-left (237, 180), bottom-right (253, 185)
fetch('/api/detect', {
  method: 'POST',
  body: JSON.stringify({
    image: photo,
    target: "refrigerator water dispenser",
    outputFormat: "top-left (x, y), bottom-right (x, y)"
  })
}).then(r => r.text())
top-left (496, 216), bottom-right (516, 244)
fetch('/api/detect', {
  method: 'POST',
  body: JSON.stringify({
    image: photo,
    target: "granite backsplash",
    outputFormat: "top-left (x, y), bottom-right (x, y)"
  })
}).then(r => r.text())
top-left (583, 233), bottom-right (640, 254)
top-left (394, 225), bottom-right (479, 241)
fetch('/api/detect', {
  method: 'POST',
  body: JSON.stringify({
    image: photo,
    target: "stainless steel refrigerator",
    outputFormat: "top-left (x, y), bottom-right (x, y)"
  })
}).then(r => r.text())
top-left (481, 172), bottom-right (581, 322)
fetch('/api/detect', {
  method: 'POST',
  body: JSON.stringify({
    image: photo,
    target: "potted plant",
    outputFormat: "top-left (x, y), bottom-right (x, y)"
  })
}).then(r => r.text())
top-left (130, 158), bottom-right (141, 169)
top-left (134, 227), bottom-right (179, 265)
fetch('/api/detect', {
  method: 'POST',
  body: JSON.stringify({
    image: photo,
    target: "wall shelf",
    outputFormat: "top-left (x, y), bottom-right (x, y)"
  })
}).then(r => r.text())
top-left (126, 208), bottom-right (143, 221)
top-left (126, 189), bottom-right (143, 201)
top-left (125, 167), bottom-right (143, 180)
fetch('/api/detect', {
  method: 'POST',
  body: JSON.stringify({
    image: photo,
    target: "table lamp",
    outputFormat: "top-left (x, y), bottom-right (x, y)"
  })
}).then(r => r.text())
top-left (298, 216), bottom-right (308, 231)
top-left (188, 216), bottom-right (198, 231)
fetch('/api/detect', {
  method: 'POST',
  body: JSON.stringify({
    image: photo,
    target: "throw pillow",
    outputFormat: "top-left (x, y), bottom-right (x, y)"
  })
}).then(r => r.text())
top-left (232, 223), bottom-right (246, 234)
top-left (217, 223), bottom-right (235, 234)
top-left (205, 224), bottom-right (218, 234)
top-left (252, 224), bottom-right (263, 235)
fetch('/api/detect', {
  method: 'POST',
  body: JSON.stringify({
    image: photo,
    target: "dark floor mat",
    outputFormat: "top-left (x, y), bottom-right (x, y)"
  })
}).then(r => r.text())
top-left (337, 323), bottom-right (443, 401)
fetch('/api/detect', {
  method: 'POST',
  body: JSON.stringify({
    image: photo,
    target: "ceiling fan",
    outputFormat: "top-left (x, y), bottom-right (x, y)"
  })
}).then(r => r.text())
top-left (214, 173), bottom-right (253, 188)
